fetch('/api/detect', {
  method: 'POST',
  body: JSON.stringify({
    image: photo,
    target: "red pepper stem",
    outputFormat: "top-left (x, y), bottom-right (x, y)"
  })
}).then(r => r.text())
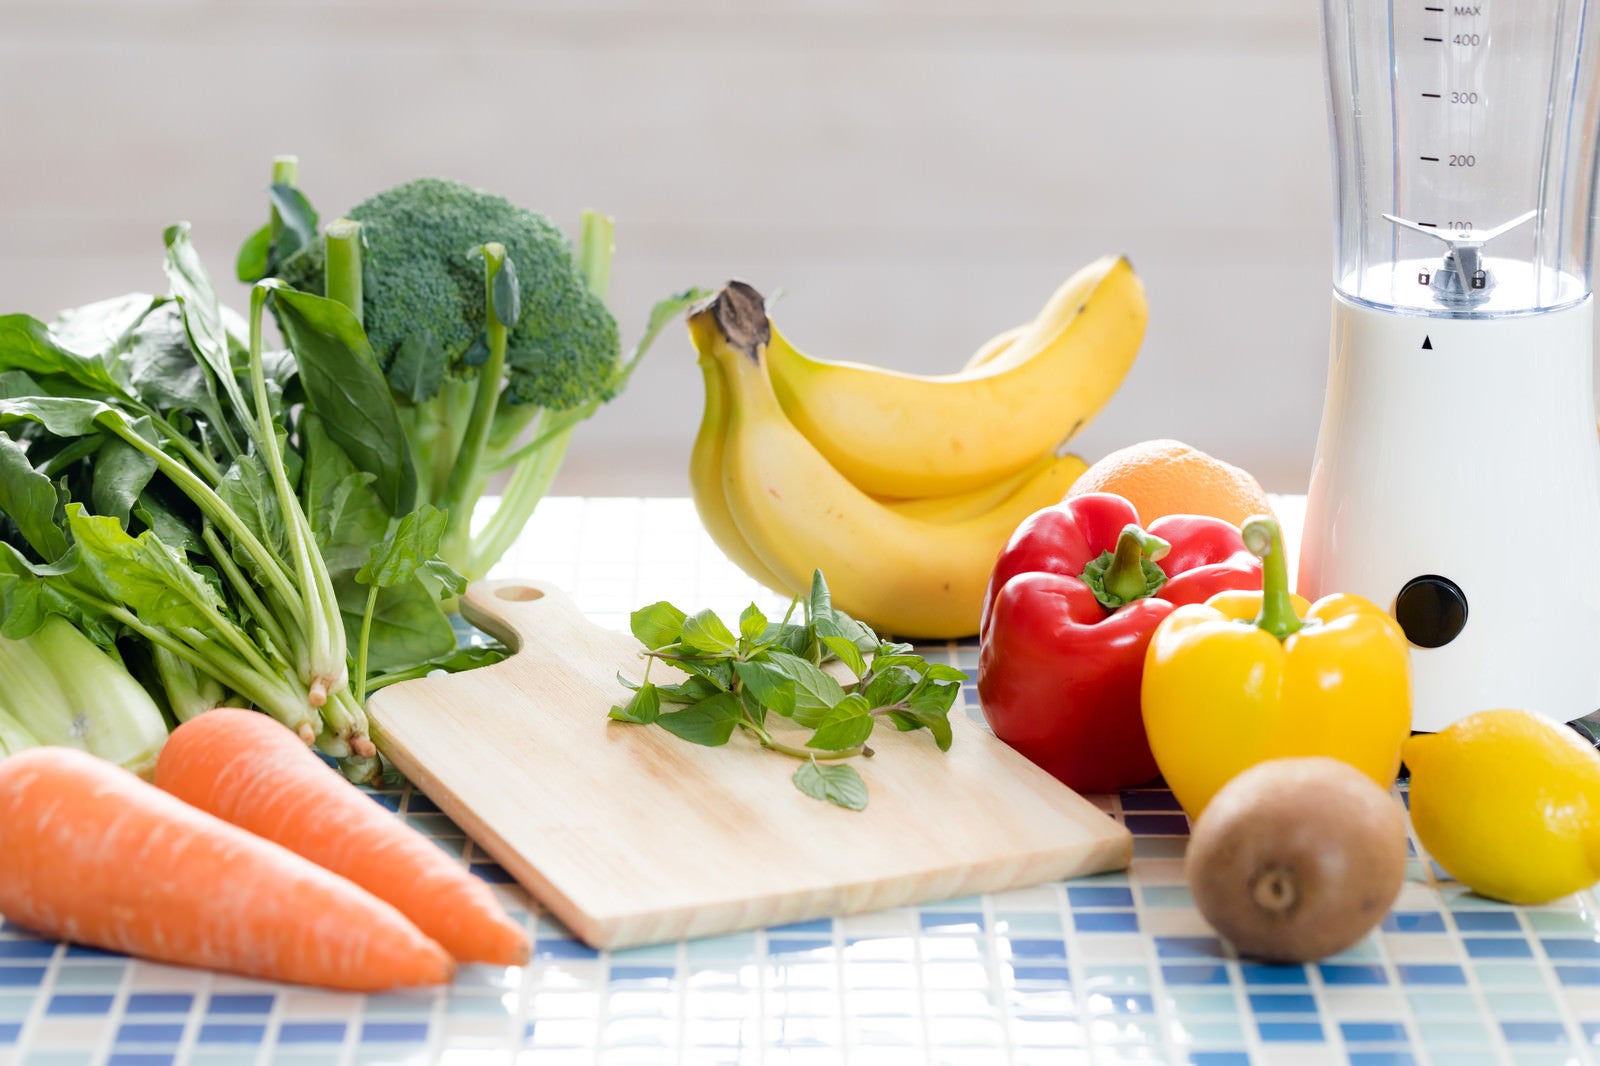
top-left (1103, 524), bottom-right (1170, 604)
top-left (1242, 516), bottom-right (1302, 640)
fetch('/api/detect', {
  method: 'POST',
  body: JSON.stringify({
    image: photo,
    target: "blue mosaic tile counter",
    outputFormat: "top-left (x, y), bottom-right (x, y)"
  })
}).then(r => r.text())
top-left (4, 498), bottom-right (1599, 1066)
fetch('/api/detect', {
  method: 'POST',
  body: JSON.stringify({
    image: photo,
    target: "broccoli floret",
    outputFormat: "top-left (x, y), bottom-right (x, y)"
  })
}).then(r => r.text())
top-left (247, 160), bottom-right (703, 587)
top-left (276, 177), bottom-right (619, 410)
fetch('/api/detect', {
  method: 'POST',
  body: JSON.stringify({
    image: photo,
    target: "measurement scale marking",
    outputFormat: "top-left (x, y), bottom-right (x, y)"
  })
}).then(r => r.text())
top-left (1422, 92), bottom-right (1442, 97)
top-left (1420, 155), bottom-right (1441, 161)
top-left (1424, 35), bottom-right (1444, 41)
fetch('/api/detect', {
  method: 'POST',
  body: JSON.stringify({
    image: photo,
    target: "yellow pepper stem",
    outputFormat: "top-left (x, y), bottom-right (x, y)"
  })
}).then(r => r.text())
top-left (1242, 515), bottom-right (1303, 641)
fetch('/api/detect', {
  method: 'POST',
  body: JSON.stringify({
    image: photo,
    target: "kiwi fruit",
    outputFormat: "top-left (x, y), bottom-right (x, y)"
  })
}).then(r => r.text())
top-left (1185, 756), bottom-right (1408, 963)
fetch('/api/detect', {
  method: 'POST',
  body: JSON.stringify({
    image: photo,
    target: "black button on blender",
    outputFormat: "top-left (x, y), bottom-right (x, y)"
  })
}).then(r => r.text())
top-left (1393, 575), bottom-right (1469, 648)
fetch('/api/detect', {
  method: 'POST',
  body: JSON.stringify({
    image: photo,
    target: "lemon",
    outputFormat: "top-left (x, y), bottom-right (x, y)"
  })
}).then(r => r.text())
top-left (1403, 709), bottom-right (1600, 905)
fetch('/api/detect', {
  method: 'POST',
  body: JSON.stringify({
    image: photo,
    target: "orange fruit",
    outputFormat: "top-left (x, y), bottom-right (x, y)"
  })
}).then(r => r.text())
top-left (1068, 439), bottom-right (1274, 527)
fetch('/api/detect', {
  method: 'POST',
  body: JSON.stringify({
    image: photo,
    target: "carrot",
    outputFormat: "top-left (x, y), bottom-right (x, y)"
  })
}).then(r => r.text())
top-left (0, 747), bottom-right (454, 991)
top-left (156, 709), bottom-right (530, 966)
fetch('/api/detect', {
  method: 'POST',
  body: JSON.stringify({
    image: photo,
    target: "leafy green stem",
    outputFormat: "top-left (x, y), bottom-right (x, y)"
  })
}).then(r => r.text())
top-left (200, 523), bottom-right (293, 661)
top-left (138, 407), bottom-right (222, 484)
top-left (355, 583), bottom-right (379, 705)
top-left (249, 282), bottom-right (344, 704)
top-left (103, 415), bottom-right (304, 627)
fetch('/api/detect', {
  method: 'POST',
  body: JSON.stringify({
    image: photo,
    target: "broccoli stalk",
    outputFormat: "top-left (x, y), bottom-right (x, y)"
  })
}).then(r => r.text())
top-left (436, 242), bottom-right (513, 570)
top-left (465, 216), bottom-right (616, 576)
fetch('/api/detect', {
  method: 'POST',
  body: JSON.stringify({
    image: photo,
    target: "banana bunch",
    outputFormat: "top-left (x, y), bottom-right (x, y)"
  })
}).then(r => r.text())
top-left (687, 256), bottom-right (1148, 638)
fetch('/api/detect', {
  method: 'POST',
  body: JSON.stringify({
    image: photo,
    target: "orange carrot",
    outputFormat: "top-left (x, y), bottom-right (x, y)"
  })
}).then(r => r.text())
top-left (156, 709), bottom-right (530, 966)
top-left (0, 747), bottom-right (454, 991)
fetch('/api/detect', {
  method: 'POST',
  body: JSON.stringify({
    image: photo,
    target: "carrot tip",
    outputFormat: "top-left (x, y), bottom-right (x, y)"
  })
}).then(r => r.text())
top-left (350, 735), bottom-right (377, 759)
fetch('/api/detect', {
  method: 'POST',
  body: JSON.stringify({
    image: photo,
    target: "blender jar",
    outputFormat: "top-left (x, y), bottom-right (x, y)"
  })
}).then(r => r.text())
top-left (1323, 0), bottom-right (1600, 315)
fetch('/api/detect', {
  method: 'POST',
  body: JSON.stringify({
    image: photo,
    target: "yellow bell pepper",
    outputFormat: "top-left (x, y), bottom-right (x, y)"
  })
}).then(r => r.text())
top-left (1141, 516), bottom-right (1412, 820)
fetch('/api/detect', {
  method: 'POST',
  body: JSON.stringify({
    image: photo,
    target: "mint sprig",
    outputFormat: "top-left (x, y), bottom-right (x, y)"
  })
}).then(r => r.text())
top-left (608, 569), bottom-right (961, 810)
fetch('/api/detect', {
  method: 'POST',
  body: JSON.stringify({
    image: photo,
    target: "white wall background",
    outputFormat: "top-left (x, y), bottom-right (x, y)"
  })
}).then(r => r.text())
top-left (0, 0), bottom-right (1332, 495)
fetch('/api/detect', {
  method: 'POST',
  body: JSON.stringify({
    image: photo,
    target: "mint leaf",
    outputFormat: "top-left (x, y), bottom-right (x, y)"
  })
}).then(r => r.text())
top-left (884, 710), bottom-right (924, 733)
top-left (806, 569), bottom-right (833, 628)
top-left (631, 601), bottom-right (687, 649)
top-left (906, 684), bottom-right (959, 752)
top-left (870, 654), bottom-right (928, 672)
top-left (609, 682), bottom-right (661, 724)
top-left (657, 675), bottom-right (723, 706)
top-left (793, 760), bottom-right (868, 811)
top-left (739, 686), bottom-right (767, 729)
top-left (680, 609), bottom-right (737, 654)
top-left (657, 691), bottom-right (741, 746)
top-left (739, 603), bottom-right (768, 643)
top-left (820, 635), bottom-right (866, 679)
top-left (733, 659), bottom-right (796, 717)
top-left (807, 693), bottom-right (874, 751)
top-left (923, 663), bottom-right (970, 683)
top-left (680, 656), bottom-right (734, 689)
top-left (863, 666), bottom-right (918, 709)
top-left (766, 650), bottom-right (846, 726)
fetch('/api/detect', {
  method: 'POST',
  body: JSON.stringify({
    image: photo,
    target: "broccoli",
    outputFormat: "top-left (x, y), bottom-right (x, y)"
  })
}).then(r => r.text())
top-left (247, 161), bottom-right (703, 584)
top-left (275, 177), bottom-right (619, 412)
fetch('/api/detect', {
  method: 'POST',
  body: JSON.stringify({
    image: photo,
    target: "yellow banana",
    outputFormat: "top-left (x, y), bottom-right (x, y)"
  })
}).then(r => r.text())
top-left (692, 283), bottom-right (1037, 639)
top-left (880, 449), bottom-right (1087, 522)
top-left (766, 255), bottom-right (1146, 498)
top-left (688, 349), bottom-right (793, 594)
top-left (961, 324), bottom-right (1022, 372)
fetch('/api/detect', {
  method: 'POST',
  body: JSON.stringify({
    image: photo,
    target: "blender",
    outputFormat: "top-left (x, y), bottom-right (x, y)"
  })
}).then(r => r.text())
top-left (1300, 0), bottom-right (1600, 732)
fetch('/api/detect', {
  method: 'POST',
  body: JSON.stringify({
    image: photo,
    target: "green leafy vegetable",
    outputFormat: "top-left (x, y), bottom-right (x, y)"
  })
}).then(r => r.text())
top-left (608, 570), bottom-right (961, 810)
top-left (351, 504), bottom-right (467, 702)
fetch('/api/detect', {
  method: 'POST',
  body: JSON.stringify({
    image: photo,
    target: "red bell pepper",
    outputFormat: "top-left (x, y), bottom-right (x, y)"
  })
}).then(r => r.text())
top-left (977, 491), bottom-right (1263, 792)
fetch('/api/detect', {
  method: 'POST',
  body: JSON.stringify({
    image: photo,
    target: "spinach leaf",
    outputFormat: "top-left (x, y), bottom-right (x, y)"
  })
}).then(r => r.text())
top-left (90, 437), bottom-right (159, 528)
top-left (271, 287), bottom-right (417, 515)
top-left (333, 573), bottom-right (456, 671)
top-left (0, 314), bottom-right (123, 396)
top-left (0, 433), bottom-right (68, 561)
top-left (64, 506), bottom-right (230, 634)
top-left (47, 293), bottom-right (158, 366)
top-left (162, 224), bottom-right (249, 455)
top-left (357, 505), bottom-right (464, 598)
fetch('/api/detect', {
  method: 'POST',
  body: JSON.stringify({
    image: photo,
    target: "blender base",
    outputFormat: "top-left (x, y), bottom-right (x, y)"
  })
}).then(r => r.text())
top-left (1298, 293), bottom-right (1600, 733)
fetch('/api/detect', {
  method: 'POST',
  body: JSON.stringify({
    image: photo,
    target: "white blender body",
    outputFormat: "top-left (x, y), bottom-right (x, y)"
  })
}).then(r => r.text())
top-left (1301, 0), bottom-right (1600, 732)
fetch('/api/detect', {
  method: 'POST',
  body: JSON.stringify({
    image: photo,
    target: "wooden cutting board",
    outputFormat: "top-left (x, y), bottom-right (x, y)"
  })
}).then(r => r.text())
top-left (368, 579), bottom-right (1133, 949)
